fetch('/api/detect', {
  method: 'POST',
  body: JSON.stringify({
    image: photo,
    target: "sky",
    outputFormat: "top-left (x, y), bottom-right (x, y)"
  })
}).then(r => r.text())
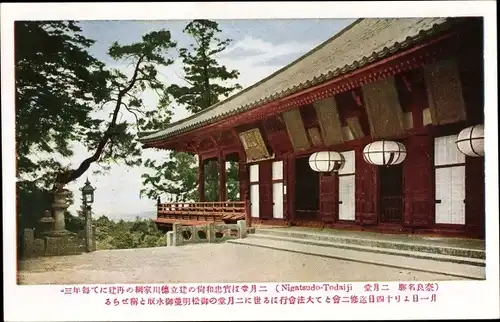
top-left (61, 18), bottom-right (355, 219)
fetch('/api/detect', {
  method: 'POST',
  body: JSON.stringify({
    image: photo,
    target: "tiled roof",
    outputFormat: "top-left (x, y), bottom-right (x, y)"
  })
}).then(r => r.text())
top-left (139, 17), bottom-right (455, 143)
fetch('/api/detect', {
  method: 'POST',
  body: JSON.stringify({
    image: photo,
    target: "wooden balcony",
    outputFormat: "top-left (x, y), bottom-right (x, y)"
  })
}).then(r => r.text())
top-left (154, 201), bottom-right (248, 226)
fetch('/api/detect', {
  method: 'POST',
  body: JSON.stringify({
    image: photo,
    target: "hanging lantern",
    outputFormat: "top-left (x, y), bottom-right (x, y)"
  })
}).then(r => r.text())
top-left (456, 124), bottom-right (484, 157)
top-left (308, 151), bottom-right (345, 172)
top-left (363, 140), bottom-right (407, 166)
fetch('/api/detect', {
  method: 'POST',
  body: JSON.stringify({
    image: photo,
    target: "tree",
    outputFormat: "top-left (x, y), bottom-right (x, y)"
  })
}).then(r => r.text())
top-left (142, 19), bottom-right (242, 202)
top-left (15, 21), bottom-right (178, 238)
top-left (52, 28), bottom-right (178, 190)
top-left (15, 21), bottom-right (109, 189)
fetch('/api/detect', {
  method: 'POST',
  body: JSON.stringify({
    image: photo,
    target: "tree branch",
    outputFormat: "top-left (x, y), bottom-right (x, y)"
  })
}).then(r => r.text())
top-left (122, 103), bottom-right (142, 133)
top-left (54, 54), bottom-right (146, 189)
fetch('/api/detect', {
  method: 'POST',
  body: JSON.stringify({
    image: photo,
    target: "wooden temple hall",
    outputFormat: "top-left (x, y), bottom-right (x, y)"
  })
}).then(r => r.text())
top-left (139, 17), bottom-right (485, 239)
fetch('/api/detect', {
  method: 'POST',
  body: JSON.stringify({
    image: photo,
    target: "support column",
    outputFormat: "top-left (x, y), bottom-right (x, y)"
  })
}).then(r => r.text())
top-left (239, 157), bottom-right (251, 227)
top-left (84, 206), bottom-right (94, 252)
top-left (198, 155), bottom-right (205, 202)
top-left (218, 153), bottom-right (226, 201)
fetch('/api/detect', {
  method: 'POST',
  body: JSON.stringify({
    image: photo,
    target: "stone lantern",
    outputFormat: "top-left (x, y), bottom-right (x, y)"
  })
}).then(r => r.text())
top-left (80, 178), bottom-right (96, 252)
top-left (38, 209), bottom-right (55, 235)
top-left (51, 187), bottom-right (72, 234)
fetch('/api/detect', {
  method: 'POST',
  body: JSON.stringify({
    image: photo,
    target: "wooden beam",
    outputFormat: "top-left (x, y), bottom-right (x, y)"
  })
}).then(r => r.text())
top-left (346, 117), bottom-right (365, 139)
top-left (423, 58), bottom-right (467, 125)
top-left (361, 75), bottom-right (405, 139)
top-left (313, 96), bottom-right (344, 146)
top-left (282, 108), bottom-right (311, 152)
top-left (144, 34), bottom-right (454, 151)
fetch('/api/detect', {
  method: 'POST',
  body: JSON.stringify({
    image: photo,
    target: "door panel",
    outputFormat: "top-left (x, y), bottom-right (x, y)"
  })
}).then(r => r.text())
top-left (319, 174), bottom-right (337, 222)
top-left (450, 166), bottom-right (466, 225)
top-left (379, 164), bottom-right (404, 223)
top-left (403, 135), bottom-right (432, 228)
top-left (272, 182), bottom-right (284, 219)
top-left (272, 161), bottom-right (283, 180)
top-left (250, 184), bottom-right (260, 218)
top-left (339, 175), bottom-right (355, 221)
top-left (259, 161), bottom-right (273, 219)
top-left (434, 135), bottom-right (466, 225)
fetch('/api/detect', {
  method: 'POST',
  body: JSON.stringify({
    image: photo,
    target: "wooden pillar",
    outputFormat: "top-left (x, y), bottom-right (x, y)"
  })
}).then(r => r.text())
top-left (198, 156), bottom-right (205, 202)
top-left (218, 153), bottom-right (226, 201)
top-left (286, 154), bottom-right (296, 223)
top-left (238, 152), bottom-right (251, 227)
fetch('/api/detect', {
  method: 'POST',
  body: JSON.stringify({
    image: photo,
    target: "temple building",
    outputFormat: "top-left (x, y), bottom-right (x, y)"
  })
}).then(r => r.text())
top-left (139, 17), bottom-right (485, 239)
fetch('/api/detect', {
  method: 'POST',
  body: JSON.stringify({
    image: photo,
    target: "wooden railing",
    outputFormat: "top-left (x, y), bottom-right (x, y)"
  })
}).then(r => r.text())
top-left (155, 201), bottom-right (247, 225)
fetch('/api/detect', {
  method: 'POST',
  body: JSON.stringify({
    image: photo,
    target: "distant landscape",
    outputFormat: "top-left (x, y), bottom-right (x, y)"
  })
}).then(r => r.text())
top-left (105, 210), bottom-right (157, 222)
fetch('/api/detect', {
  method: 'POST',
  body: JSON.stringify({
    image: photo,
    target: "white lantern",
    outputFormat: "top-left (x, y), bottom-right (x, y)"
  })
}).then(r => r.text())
top-left (308, 151), bottom-right (345, 172)
top-left (456, 124), bottom-right (484, 157)
top-left (363, 140), bottom-right (407, 166)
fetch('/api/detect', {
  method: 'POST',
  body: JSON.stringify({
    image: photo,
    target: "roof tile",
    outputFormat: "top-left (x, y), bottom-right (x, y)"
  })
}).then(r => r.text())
top-left (140, 17), bottom-right (453, 143)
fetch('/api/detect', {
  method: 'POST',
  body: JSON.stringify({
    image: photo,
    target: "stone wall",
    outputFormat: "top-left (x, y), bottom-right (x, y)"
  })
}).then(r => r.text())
top-left (21, 228), bottom-right (85, 258)
top-left (169, 220), bottom-right (247, 247)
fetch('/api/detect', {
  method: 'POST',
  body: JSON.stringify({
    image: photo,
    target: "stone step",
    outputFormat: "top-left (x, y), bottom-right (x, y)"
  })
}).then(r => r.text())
top-left (248, 233), bottom-right (485, 266)
top-left (255, 228), bottom-right (485, 260)
top-left (227, 237), bottom-right (485, 280)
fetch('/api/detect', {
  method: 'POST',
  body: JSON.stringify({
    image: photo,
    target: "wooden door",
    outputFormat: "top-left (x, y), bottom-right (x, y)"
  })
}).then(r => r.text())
top-left (272, 161), bottom-right (284, 219)
top-left (356, 146), bottom-right (378, 225)
top-left (434, 135), bottom-right (466, 225)
top-left (403, 135), bottom-right (433, 228)
top-left (338, 150), bottom-right (356, 221)
top-left (259, 161), bottom-right (273, 219)
top-left (319, 174), bottom-right (337, 222)
top-left (379, 164), bottom-right (404, 223)
top-left (249, 164), bottom-right (260, 218)
top-left (435, 166), bottom-right (465, 224)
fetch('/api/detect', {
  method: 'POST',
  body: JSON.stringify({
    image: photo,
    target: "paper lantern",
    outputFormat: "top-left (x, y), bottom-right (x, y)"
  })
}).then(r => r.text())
top-left (456, 124), bottom-right (484, 157)
top-left (308, 151), bottom-right (345, 172)
top-left (363, 140), bottom-right (407, 166)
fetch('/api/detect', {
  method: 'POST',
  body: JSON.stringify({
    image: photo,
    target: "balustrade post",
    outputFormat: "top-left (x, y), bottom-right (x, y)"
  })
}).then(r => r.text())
top-left (237, 220), bottom-right (247, 238)
top-left (172, 223), bottom-right (182, 246)
top-left (207, 222), bottom-right (215, 243)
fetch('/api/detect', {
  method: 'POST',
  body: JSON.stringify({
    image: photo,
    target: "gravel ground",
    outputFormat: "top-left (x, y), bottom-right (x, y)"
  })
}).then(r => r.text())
top-left (17, 242), bottom-right (464, 285)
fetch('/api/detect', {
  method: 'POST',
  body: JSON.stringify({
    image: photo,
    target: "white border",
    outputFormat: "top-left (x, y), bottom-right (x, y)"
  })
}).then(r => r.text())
top-left (2, 2), bottom-right (498, 321)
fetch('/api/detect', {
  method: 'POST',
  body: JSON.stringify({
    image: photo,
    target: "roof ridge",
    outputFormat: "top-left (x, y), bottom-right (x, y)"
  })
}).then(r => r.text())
top-left (151, 18), bottom-right (363, 132)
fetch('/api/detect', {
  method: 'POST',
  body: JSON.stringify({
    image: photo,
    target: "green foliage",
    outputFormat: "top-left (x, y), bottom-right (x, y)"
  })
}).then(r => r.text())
top-left (16, 20), bottom-right (178, 190)
top-left (15, 21), bottom-right (108, 188)
top-left (93, 215), bottom-right (166, 250)
top-left (15, 21), bottom-right (178, 241)
top-left (142, 19), bottom-right (241, 202)
top-left (65, 211), bottom-right (85, 233)
top-left (167, 19), bottom-right (241, 114)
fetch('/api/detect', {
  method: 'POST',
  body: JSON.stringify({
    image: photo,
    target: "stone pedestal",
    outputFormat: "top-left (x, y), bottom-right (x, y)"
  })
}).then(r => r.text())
top-left (207, 222), bottom-right (216, 243)
top-left (166, 231), bottom-right (174, 246)
top-left (38, 188), bottom-right (83, 256)
top-left (172, 223), bottom-right (182, 246)
top-left (237, 220), bottom-right (247, 238)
